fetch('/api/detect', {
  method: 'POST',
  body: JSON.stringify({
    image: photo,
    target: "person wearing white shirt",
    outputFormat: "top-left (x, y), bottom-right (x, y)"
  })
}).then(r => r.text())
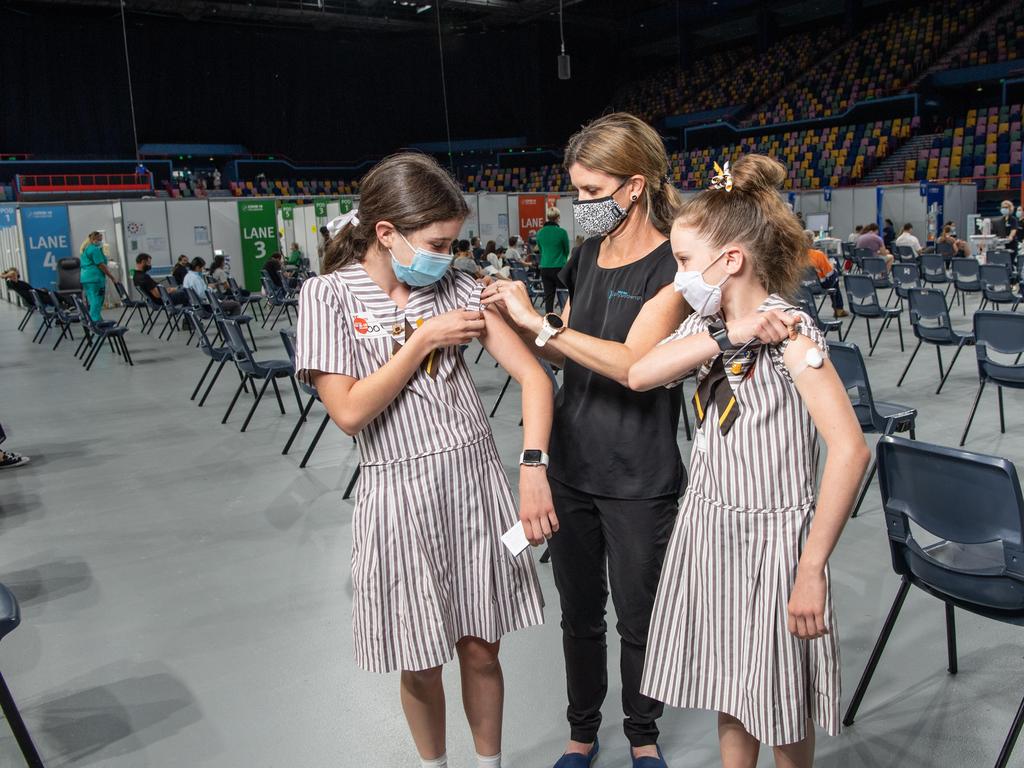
top-left (847, 224), bottom-right (863, 243)
top-left (505, 236), bottom-right (522, 264)
top-left (893, 223), bottom-right (922, 256)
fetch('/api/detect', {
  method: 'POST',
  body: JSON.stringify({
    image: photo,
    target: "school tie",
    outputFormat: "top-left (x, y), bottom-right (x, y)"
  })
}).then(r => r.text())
top-left (692, 355), bottom-right (740, 436)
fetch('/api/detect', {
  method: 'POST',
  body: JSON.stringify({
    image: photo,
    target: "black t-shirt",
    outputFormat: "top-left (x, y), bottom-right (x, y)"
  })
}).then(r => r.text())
top-left (995, 214), bottom-right (1020, 242)
top-left (265, 258), bottom-right (283, 287)
top-left (172, 264), bottom-right (189, 286)
top-left (133, 269), bottom-right (159, 301)
top-left (550, 237), bottom-right (685, 500)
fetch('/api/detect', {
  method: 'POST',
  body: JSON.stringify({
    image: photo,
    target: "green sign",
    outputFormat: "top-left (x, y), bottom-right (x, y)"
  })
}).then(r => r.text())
top-left (281, 203), bottom-right (295, 221)
top-left (339, 197), bottom-right (354, 214)
top-left (238, 200), bottom-right (279, 291)
top-left (313, 198), bottom-right (328, 219)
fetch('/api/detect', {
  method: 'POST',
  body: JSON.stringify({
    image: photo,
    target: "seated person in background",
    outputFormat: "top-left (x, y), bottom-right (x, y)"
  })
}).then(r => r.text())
top-left (485, 246), bottom-right (511, 280)
top-left (453, 240), bottom-right (481, 277)
top-left (133, 253), bottom-right (190, 306)
top-left (847, 224), bottom-right (863, 243)
top-left (207, 254), bottom-right (231, 293)
top-left (171, 254), bottom-right (190, 286)
top-left (1, 268), bottom-right (37, 307)
top-left (937, 224), bottom-right (970, 257)
top-left (805, 230), bottom-right (847, 317)
top-left (264, 251), bottom-right (285, 288)
top-left (883, 218), bottom-right (896, 249)
top-left (893, 222), bottom-right (922, 256)
top-left (505, 235), bottom-right (522, 264)
top-left (184, 257), bottom-right (241, 314)
top-left (855, 222), bottom-right (893, 270)
top-left (470, 235), bottom-right (484, 261)
top-left (287, 242), bottom-right (304, 268)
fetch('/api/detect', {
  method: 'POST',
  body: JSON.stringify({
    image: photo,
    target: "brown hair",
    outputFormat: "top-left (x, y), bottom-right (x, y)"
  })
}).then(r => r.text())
top-left (673, 153), bottom-right (805, 297)
top-left (323, 152), bottom-right (468, 273)
top-left (563, 112), bottom-right (681, 236)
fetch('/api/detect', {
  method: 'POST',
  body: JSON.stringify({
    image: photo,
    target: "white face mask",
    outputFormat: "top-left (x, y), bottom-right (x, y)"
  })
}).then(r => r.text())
top-left (1001, 206), bottom-right (1013, 216)
top-left (673, 252), bottom-right (729, 317)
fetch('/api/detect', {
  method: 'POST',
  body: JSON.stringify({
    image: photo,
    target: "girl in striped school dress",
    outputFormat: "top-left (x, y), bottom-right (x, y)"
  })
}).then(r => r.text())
top-left (628, 154), bottom-right (871, 768)
top-left (294, 153), bottom-right (556, 768)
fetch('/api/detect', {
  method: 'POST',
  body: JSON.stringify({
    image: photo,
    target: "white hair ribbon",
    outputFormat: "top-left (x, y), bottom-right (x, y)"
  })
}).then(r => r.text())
top-left (326, 208), bottom-right (360, 238)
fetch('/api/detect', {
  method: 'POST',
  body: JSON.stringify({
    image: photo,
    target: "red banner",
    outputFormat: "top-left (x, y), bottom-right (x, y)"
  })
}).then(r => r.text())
top-left (518, 195), bottom-right (546, 240)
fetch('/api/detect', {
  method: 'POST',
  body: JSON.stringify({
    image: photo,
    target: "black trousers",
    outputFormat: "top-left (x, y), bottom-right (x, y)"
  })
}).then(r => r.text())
top-left (547, 476), bottom-right (679, 747)
top-left (540, 267), bottom-right (563, 315)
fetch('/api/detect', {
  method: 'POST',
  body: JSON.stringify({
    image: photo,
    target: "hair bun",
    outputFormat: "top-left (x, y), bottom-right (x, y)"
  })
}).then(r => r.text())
top-left (730, 154), bottom-right (786, 194)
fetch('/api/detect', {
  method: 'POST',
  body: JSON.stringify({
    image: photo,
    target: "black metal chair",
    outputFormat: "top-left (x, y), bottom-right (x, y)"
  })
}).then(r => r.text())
top-left (920, 253), bottom-right (952, 298)
top-left (843, 435), bottom-right (1024, 768)
top-left (979, 264), bottom-right (1021, 312)
top-left (799, 266), bottom-right (833, 314)
top-left (959, 311), bottom-right (1024, 446)
top-left (220, 318), bottom-right (303, 432)
top-left (114, 281), bottom-right (150, 330)
top-left (260, 274), bottom-right (298, 329)
top-left (46, 289), bottom-right (82, 352)
top-left (156, 285), bottom-right (189, 341)
top-left (0, 583), bottom-right (45, 767)
top-left (841, 274), bottom-right (903, 355)
top-left (56, 256), bottom-right (81, 292)
top-left (890, 262), bottom-right (923, 312)
top-left (794, 285), bottom-right (842, 336)
top-left (950, 257), bottom-right (983, 316)
top-left (828, 340), bottom-right (916, 518)
top-left (897, 289), bottom-right (975, 394)
top-left (72, 295), bottom-right (133, 371)
top-left (861, 255), bottom-right (894, 301)
top-left (186, 314), bottom-right (240, 407)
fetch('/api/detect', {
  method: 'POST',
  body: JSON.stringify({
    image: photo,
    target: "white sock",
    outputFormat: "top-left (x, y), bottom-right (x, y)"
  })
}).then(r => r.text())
top-left (477, 752), bottom-right (501, 768)
top-left (420, 754), bottom-right (447, 768)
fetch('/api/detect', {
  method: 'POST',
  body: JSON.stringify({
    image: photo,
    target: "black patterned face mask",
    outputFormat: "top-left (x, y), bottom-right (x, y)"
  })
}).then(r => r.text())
top-left (572, 178), bottom-right (633, 238)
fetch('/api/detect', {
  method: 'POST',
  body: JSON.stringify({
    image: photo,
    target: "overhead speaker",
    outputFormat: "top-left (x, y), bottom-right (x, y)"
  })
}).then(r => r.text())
top-left (558, 54), bottom-right (571, 80)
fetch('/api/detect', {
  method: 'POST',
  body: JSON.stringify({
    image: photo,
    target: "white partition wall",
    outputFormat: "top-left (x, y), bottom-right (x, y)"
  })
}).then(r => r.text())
top-left (167, 200), bottom-right (214, 264)
top-left (121, 200), bottom-right (172, 267)
top-left (554, 197), bottom-right (576, 245)
top-left (478, 194), bottom-right (509, 248)
top-left (209, 200), bottom-right (243, 283)
top-left (459, 195), bottom-right (480, 242)
top-left (0, 206), bottom-right (25, 304)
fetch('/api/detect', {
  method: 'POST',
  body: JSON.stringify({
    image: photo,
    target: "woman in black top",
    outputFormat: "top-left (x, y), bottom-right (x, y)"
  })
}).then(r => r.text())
top-left (482, 112), bottom-right (688, 768)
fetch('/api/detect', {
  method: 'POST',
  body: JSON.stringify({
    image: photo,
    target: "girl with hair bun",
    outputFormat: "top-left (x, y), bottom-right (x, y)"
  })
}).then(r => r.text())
top-left (295, 152), bottom-right (556, 768)
top-left (483, 112), bottom-right (689, 767)
top-left (629, 153), bottom-right (870, 767)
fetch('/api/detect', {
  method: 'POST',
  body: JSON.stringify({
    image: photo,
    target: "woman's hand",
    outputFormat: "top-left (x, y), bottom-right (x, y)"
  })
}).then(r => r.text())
top-left (481, 281), bottom-right (542, 334)
top-left (519, 466), bottom-right (558, 546)
top-left (787, 565), bottom-right (829, 640)
top-left (416, 310), bottom-right (486, 351)
top-left (726, 309), bottom-right (798, 347)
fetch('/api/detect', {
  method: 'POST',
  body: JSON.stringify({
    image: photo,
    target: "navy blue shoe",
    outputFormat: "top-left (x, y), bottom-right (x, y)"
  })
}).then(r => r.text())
top-left (552, 736), bottom-right (599, 767)
top-left (631, 744), bottom-right (668, 767)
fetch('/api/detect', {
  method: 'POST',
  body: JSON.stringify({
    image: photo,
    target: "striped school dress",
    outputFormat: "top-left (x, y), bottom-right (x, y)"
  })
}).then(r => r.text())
top-left (640, 294), bottom-right (842, 746)
top-left (294, 263), bottom-right (545, 673)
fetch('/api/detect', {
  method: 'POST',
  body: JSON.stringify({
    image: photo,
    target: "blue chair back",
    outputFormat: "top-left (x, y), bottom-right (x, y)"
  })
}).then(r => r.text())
top-left (920, 254), bottom-right (949, 283)
top-left (907, 288), bottom-right (955, 343)
top-left (979, 264), bottom-right (1013, 295)
top-left (892, 263), bottom-right (922, 298)
top-left (951, 257), bottom-right (981, 287)
top-left (280, 328), bottom-right (318, 398)
top-left (974, 311), bottom-right (1024, 390)
top-left (877, 435), bottom-right (1024, 613)
top-left (987, 250), bottom-right (1014, 271)
top-left (221, 318), bottom-right (260, 375)
top-left (827, 340), bottom-right (883, 432)
top-left (844, 274), bottom-right (883, 316)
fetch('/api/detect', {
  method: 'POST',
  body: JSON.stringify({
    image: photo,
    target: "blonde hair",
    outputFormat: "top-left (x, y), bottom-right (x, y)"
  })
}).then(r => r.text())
top-left (564, 112), bottom-right (680, 236)
top-left (79, 231), bottom-right (101, 253)
top-left (674, 153), bottom-right (805, 297)
top-left (546, 206), bottom-right (560, 222)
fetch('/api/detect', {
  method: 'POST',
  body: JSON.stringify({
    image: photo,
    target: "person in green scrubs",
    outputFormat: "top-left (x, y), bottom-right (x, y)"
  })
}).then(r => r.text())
top-left (535, 206), bottom-right (571, 313)
top-left (79, 231), bottom-right (115, 324)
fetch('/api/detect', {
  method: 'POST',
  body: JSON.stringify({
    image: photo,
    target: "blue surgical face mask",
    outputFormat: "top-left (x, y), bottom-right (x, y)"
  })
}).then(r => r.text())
top-left (389, 232), bottom-right (453, 287)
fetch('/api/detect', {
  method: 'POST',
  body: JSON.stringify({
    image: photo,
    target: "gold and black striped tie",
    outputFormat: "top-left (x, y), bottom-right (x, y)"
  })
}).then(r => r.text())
top-left (692, 356), bottom-right (740, 436)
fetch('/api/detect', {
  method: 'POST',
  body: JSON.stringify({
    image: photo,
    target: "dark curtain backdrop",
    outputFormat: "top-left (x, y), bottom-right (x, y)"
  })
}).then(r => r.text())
top-left (1, 5), bottom-right (630, 160)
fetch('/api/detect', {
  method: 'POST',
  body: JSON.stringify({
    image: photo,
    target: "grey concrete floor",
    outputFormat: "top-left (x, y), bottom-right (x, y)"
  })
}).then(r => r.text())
top-left (1, 293), bottom-right (1023, 768)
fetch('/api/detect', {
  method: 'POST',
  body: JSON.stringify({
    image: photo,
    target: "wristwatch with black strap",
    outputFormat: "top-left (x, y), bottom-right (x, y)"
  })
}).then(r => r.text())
top-left (708, 321), bottom-right (734, 353)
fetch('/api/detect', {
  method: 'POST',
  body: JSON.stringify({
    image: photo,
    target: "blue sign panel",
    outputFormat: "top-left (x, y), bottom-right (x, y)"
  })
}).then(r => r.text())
top-left (21, 205), bottom-right (71, 288)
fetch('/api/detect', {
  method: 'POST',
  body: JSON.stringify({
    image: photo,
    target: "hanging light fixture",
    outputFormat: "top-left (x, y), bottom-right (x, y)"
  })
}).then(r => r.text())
top-left (557, 0), bottom-right (570, 79)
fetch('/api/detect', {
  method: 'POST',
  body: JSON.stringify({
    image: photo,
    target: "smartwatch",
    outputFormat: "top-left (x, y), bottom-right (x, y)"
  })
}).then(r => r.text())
top-left (534, 313), bottom-right (565, 347)
top-left (709, 322), bottom-right (733, 353)
top-left (519, 450), bottom-right (550, 467)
